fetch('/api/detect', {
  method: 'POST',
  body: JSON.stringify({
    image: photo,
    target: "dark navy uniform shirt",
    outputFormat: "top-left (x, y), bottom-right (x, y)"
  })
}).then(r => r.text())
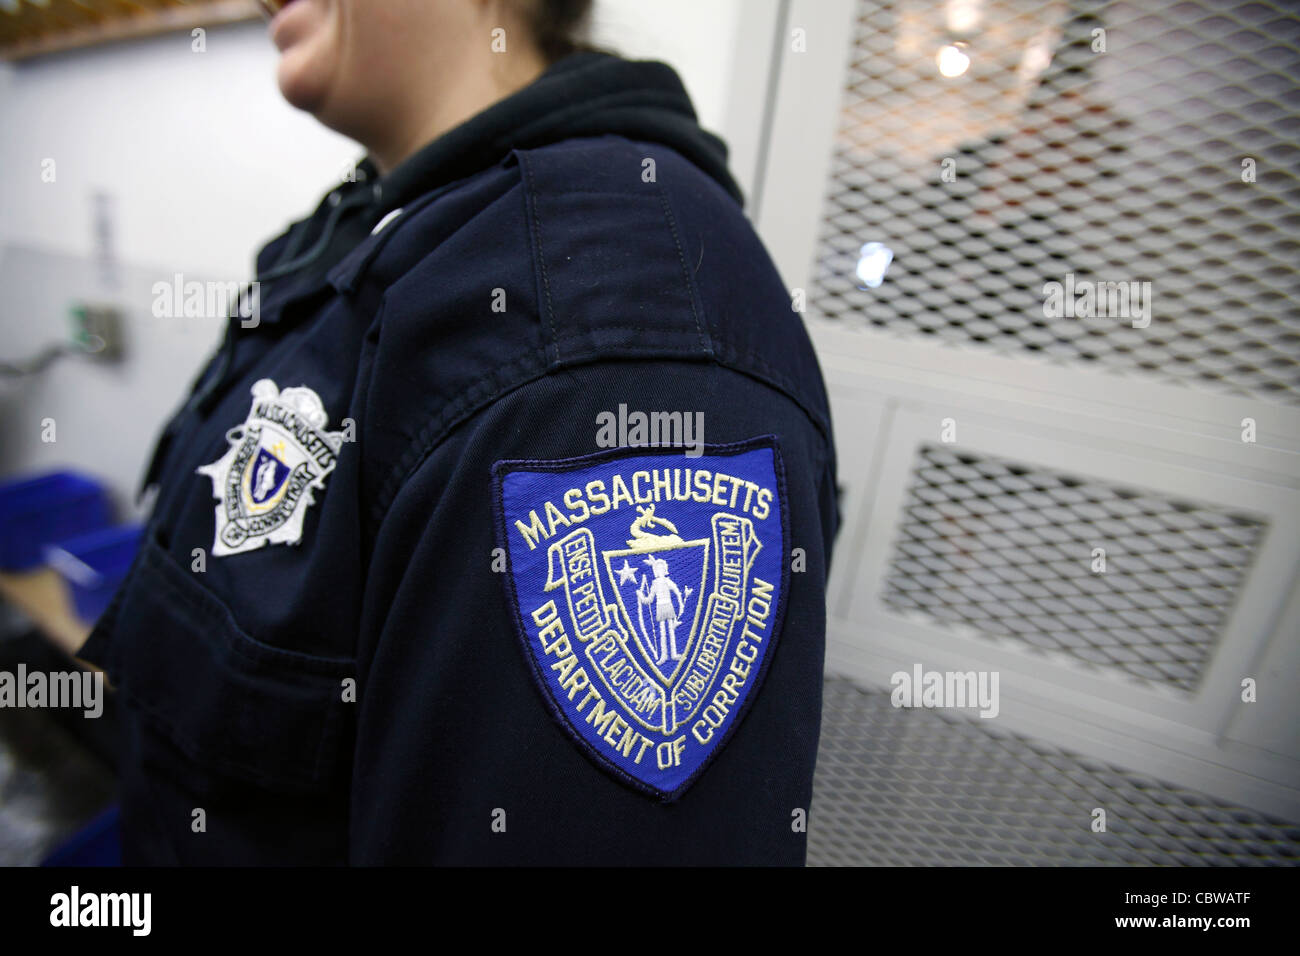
top-left (80, 51), bottom-right (839, 865)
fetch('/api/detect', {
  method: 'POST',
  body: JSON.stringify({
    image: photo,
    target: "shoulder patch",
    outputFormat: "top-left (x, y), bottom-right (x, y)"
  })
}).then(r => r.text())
top-left (492, 438), bottom-right (790, 801)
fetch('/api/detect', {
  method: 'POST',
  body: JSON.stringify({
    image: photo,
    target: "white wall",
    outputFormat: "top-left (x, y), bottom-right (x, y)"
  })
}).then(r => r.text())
top-left (0, 2), bottom-right (747, 282)
top-left (0, 246), bottom-right (227, 519)
top-left (0, 21), bottom-right (358, 282)
top-left (591, 0), bottom-right (741, 141)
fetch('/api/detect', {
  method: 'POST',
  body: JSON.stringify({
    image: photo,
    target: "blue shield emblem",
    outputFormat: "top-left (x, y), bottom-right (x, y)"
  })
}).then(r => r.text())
top-left (494, 438), bottom-right (788, 800)
top-left (244, 445), bottom-right (291, 509)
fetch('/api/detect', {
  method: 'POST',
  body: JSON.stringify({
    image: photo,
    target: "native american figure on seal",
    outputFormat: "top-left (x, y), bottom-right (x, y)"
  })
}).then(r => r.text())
top-left (639, 556), bottom-right (690, 664)
top-left (627, 505), bottom-right (694, 664)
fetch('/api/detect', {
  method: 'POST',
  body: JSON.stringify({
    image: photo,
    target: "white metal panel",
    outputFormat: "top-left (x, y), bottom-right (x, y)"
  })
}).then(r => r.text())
top-left (845, 404), bottom-right (1297, 721)
top-left (1222, 575), bottom-right (1300, 760)
top-left (824, 384), bottom-right (890, 617)
top-left (756, 0), bottom-right (1300, 820)
top-left (754, 0), bottom-right (857, 287)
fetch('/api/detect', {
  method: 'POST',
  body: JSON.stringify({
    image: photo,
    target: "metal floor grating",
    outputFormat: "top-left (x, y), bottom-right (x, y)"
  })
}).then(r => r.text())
top-left (807, 676), bottom-right (1300, 866)
top-left (812, 0), bottom-right (1300, 403)
top-left (879, 444), bottom-right (1267, 692)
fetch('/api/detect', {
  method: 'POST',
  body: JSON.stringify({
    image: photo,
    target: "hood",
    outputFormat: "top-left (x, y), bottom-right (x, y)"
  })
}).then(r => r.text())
top-left (381, 51), bottom-right (742, 210)
top-left (255, 51), bottom-right (742, 288)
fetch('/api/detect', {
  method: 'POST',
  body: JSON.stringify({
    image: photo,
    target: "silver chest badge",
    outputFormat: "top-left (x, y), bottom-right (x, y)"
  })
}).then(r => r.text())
top-left (197, 379), bottom-right (344, 557)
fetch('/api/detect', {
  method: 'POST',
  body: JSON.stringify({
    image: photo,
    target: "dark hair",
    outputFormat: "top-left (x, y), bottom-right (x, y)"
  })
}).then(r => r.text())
top-left (524, 0), bottom-right (595, 63)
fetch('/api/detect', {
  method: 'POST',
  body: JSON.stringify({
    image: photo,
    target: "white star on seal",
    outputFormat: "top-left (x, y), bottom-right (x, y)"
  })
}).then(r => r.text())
top-left (616, 560), bottom-right (638, 585)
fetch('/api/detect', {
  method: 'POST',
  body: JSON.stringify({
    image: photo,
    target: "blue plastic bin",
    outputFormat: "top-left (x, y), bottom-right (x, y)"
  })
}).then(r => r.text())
top-left (0, 472), bottom-right (112, 571)
top-left (44, 524), bottom-right (143, 623)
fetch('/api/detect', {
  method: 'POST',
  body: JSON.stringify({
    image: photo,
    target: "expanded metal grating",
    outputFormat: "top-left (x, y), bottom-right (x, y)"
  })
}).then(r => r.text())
top-left (807, 677), bottom-right (1300, 866)
top-left (879, 444), bottom-right (1267, 691)
top-left (812, 0), bottom-right (1300, 403)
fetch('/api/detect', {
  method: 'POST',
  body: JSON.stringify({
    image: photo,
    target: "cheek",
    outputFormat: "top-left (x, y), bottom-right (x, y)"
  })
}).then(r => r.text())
top-left (274, 3), bottom-right (343, 112)
top-left (343, 0), bottom-right (459, 72)
top-left (277, 44), bottom-right (328, 112)
top-left (333, 0), bottom-right (407, 78)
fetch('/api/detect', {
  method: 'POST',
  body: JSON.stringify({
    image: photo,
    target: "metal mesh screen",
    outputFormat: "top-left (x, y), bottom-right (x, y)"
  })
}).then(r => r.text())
top-left (879, 444), bottom-right (1267, 691)
top-left (808, 677), bottom-right (1300, 866)
top-left (812, 0), bottom-right (1300, 403)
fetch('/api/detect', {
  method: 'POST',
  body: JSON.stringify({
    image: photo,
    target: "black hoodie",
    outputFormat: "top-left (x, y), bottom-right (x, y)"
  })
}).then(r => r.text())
top-left (86, 48), bottom-right (837, 865)
top-left (255, 51), bottom-right (743, 300)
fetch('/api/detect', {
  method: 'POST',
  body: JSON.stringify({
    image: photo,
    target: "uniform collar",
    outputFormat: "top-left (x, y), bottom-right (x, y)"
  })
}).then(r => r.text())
top-left (373, 51), bottom-right (742, 211)
top-left (253, 51), bottom-right (741, 323)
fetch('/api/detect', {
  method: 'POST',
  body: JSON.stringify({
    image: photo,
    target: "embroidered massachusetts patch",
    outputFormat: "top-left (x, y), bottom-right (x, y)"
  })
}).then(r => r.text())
top-left (197, 379), bottom-right (344, 557)
top-left (493, 438), bottom-right (789, 801)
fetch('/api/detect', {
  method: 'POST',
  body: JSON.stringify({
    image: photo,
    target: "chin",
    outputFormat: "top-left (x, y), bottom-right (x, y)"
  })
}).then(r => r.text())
top-left (276, 51), bottom-right (332, 114)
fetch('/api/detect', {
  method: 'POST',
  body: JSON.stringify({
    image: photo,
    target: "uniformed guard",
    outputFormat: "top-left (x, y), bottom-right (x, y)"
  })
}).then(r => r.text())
top-left (79, 0), bottom-right (839, 865)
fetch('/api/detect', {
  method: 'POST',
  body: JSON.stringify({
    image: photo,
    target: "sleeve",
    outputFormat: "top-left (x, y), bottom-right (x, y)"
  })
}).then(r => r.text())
top-left (347, 357), bottom-right (835, 865)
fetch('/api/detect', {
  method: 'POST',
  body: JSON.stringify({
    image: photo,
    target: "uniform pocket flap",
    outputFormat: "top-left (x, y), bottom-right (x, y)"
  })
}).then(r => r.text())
top-left (102, 534), bottom-right (355, 792)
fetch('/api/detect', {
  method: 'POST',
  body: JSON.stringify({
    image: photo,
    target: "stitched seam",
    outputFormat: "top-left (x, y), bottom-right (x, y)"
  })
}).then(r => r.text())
top-left (528, 188), bottom-right (661, 198)
top-left (551, 327), bottom-right (706, 339)
top-left (143, 546), bottom-right (352, 673)
top-left (521, 153), bottom-right (559, 363)
top-left (487, 331), bottom-right (825, 434)
top-left (115, 549), bottom-right (346, 787)
top-left (655, 185), bottom-right (711, 355)
top-left (369, 347), bottom-right (551, 526)
top-left (715, 343), bottom-right (833, 441)
top-left (365, 350), bottom-right (834, 542)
